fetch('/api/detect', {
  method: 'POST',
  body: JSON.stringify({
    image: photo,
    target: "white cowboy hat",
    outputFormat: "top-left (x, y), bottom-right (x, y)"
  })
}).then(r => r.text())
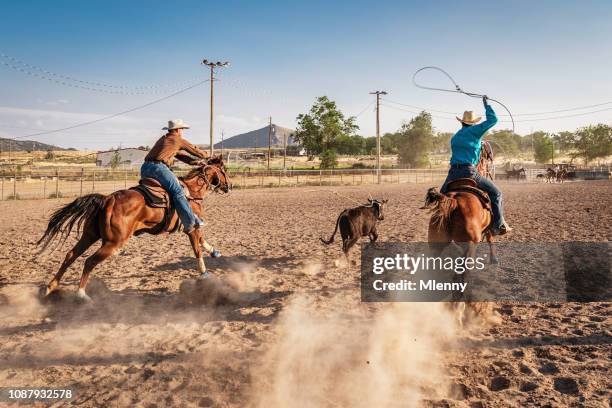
top-left (456, 111), bottom-right (482, 124)
top-left (163, 119), bottom-right (190, 130)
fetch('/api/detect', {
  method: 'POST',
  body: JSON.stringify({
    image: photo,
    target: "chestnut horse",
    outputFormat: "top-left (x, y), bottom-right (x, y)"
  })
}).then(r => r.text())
top-left (38, 157), bottom-right (230, 301)
top-left (422, 142), bottom-right (499, 325)
top-left (422, 141), bottom-right (496, 262)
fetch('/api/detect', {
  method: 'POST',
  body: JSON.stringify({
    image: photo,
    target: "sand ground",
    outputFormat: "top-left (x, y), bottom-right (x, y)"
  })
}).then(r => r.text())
top-left (0, 180), bottom-right (610, 407)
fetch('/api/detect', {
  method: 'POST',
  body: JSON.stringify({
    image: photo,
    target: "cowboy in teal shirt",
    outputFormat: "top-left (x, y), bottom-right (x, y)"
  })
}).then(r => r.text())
top-left (450, 103), bottom-right (498, 165)
top-left (441, 96), bottom-right (512, 235)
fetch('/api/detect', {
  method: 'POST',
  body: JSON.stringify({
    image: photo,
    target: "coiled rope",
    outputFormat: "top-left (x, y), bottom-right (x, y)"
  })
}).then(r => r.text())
top-left (412, 66), bottom-right (515, 134)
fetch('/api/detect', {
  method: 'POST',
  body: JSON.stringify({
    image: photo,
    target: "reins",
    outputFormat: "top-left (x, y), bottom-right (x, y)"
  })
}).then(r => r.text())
top-left (412, 66), bottom-right (515, 134)
top-left (184, 164), bottom-right (228, 197)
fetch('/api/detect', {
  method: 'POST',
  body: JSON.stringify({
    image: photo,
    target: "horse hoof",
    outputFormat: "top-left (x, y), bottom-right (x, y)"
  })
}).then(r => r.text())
top-left (199, 271), bottom-right (211, 279)
top-left (490, 255), bottom-right (499, 265)
top-left (75, 289), bottom-right (93, 303)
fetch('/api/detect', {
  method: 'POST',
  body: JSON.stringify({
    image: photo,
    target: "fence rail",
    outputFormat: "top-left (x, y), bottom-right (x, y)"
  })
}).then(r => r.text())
top-left (0, 166), bottom-right (608, 201)
top-left (0, 168), bottom-right (449, 201)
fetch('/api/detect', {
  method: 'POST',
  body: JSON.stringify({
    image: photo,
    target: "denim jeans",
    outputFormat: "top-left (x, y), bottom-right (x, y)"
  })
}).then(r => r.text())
top-left (440, 165), bottom-right (505, 229)
top-left (141, 161), bottom-right (198, 231)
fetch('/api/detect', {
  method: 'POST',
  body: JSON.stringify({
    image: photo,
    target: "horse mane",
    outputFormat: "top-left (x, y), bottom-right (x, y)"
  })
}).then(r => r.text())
top-left (182, 157), bottom-right (225, 181)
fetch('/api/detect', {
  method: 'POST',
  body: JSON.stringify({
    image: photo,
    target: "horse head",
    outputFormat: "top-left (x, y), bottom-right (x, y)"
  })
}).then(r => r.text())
top-left (184, 155), bottom-right (232, 198)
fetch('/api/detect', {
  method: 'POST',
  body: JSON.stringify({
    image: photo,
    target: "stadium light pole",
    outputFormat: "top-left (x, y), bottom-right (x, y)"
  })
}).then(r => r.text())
top-left (370, 91), bottom-right (387, 184)
top-left (202, 59), bottom-right (230, 156)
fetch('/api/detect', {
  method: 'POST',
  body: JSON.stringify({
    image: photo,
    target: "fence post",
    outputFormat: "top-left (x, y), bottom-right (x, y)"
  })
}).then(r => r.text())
top-left (124, 167), bottom-right (128, 189)
top-left (319, 170), bottom-right (322, 186)
top-left (43, 177), bottom-right (47, 199)
top-left (92, 169), bottom-right (96, 192)
top-left (1, 176), bottom-right (3, 201)
top-left (13, 168), bottom-right (17, 200)
top-left (55, 168), bottom-right (59, 200)
top-left (278, 171), bottom-right (281, 187)
top-left (80, 168), bottom-right (84, 196)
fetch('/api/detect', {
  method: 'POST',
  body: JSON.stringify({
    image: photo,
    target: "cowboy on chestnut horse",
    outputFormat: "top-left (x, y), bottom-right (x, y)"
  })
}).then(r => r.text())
top-left (39, 120), bottom-right (231, 301)
top-left (142, 119), bottom-right (220, 256)
top-left (440, 96), bottom-right (512, 236)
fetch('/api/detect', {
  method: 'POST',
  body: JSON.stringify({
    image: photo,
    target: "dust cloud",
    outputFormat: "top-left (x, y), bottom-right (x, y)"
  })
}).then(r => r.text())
top-left (250, 295), bottom-right (458, 407)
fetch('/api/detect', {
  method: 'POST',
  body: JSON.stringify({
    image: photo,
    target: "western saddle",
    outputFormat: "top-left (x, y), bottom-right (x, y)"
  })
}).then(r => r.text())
top-left (129, 178), bottom-right (195, 234)
top-left (445, 178), bottom-right (491, 211)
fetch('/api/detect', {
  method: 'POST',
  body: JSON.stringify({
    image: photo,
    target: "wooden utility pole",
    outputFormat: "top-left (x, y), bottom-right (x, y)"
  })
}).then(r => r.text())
top-left (267, 117), bottom-right (272, 171)
top-left (202, 59), bottom-right (230, 156)
top-left (283, 132), bottom-right (289, 171)
top-left (370, 91), bottom-right (387, 184)
top-left (221, 131), bottom-right (224, 158)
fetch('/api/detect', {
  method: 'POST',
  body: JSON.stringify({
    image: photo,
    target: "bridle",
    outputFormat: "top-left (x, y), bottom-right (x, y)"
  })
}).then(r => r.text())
top-left (185, 164), bottom-right (230, 197)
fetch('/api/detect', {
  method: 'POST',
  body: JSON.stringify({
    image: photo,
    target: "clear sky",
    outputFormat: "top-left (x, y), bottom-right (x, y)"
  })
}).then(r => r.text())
top-left (1, 0), bottom-right (611, 150)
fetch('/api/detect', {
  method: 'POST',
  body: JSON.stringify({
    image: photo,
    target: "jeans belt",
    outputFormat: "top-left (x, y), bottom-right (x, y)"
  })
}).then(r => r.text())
top-left (451, 164), bottom-right (474, 168)
top-left (145, 160), bottom-right (168, 167)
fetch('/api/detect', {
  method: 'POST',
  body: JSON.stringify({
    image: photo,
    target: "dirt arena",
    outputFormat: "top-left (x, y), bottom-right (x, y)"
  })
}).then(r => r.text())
top-left (0, 180), bottom-right (610, 407)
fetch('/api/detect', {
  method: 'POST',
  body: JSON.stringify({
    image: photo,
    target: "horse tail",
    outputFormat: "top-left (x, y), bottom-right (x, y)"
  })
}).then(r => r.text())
top-left (421, 187), bottom-right (457, 230)
top-left (320, 213), bottom-right (342, 245)
top-left (37, 193), bottom-right (106, 251)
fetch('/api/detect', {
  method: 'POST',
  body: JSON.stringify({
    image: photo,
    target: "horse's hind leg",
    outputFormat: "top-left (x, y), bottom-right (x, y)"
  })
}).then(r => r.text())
top-left (46, 229), bottom-right (99, 296)
top-left (76, 240), bottom-right (122, 302)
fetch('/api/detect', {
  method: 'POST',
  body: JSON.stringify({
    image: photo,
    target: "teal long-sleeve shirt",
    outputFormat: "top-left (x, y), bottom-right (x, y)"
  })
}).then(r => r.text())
top-left (449, 102), bottom-right (498, 165)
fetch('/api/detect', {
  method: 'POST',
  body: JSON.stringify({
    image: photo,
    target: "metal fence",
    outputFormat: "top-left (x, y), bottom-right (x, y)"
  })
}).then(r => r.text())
top-left (0, 165), bottom-right (608, 201)
top-left (0, 167), bottom-right (449, 201)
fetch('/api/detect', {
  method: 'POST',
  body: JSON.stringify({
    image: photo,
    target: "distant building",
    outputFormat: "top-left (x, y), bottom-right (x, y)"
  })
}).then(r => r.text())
top-left (96, 148), bottom-right (148, 167)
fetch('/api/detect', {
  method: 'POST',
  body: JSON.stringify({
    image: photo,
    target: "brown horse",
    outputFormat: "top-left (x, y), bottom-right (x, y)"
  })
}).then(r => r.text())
top-left (38, 157), bottom-right (231, 301)
top-left (556, 168), bottom-right (567, 183)
top-left (422, 144), bottom-right (499, 326)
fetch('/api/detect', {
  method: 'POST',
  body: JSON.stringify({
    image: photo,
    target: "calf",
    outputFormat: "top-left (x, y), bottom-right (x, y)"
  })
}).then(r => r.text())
top-left (320, 198), bottom-right (388, 262)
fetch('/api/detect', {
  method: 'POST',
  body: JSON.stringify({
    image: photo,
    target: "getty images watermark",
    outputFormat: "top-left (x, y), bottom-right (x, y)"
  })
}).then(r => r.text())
top-left (360, 242), bottom-right (611, 302)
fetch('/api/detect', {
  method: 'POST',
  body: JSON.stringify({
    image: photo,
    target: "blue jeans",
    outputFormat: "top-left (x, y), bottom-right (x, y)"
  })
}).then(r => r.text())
top-left (141, 161), bottom-right (198, 231)
top-left (441, 165), bottom-right (505, 229)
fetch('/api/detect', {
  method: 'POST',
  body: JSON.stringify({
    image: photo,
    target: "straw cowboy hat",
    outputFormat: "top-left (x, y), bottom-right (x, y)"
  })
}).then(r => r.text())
top-left (457, 111), bottom-right (481, 124)
top-left (163, 119), bottom-right (190, 130)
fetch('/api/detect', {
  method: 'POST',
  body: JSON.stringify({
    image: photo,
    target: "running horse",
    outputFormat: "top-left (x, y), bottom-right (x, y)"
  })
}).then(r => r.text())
top-left (38, 157), bottom-right (230, 301)
top-left (421, 141), bottom-right (499, 325)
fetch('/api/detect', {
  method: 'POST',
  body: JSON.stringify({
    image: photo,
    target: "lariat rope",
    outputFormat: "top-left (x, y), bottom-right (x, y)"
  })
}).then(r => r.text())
top-left (412, 66), bottom-right (515, 134)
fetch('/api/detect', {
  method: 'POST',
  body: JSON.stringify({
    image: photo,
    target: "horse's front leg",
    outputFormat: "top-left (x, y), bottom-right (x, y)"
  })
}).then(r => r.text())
top-left (187, 229), bottom-right (207, 277)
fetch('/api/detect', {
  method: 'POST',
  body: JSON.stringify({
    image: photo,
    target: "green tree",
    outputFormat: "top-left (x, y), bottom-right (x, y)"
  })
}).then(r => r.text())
top-left (432, 132), bottom-right (452, 154)
top-left (294, 96), bottom-right (358, 159)
top-left (488, 130), bottom-right (520, 157)
top-left (573, 124), bottom-right (612, 164)
top-left (363, 137), bottom-right (377, 155)
top-left (396, 112), bottom-right (434, 167)
top-left (532, 132), bottom-right (553, 163)
top-left (319, 149), bottom-right (338, 169)
top-left (110, 150), bottom-right (121, 169)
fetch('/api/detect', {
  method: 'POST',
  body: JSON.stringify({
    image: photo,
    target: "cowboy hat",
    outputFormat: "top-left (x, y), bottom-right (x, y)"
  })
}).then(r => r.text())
top-left (456, 111), bottom-right (481, 124)
top-left (163, 119), bottom-right (190, 130)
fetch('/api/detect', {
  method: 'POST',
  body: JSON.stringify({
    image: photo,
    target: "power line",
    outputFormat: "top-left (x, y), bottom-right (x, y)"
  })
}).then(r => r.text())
top-left (0, 52), bottom-right (206, 95)
top-left (353, 101), bottom-right (375, 118)
top-left (11, 79), bottom-right (209, 140)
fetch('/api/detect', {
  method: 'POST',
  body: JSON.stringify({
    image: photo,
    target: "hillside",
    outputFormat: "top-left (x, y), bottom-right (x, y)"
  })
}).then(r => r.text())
top-left (214, 124), bottom-right (296, 149)
top-left (0, 138), bottom-right (68, 152)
